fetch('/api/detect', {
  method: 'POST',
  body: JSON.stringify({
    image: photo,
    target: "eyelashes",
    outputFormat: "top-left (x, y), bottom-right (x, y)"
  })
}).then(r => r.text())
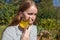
top-left (28, 13), bottom-right (37, 16)
top-left (28, 13), bottom-right (33, 15)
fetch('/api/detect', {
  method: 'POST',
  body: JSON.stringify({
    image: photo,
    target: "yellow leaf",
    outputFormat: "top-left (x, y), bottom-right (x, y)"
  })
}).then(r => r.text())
top-left (19, 19), bottom-right (29, 29)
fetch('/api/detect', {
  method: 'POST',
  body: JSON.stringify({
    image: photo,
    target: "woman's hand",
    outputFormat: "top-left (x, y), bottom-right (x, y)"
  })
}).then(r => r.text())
top-left (21, 26), bottom-right (31, 40)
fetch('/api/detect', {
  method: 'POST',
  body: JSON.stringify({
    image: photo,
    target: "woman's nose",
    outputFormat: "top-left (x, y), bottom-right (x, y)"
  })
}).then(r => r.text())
top-left (29, 15), bottom-right (35, 20)
top-left (31, 15), bottom-right (35, 19)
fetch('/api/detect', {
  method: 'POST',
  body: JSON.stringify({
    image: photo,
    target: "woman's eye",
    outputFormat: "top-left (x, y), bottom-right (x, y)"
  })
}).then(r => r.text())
top-left (28, 13), bottom-right (33, 15)
top-left (34, 14), bottom-right (37, 16)
top-left (28, 13), bottom-right (37, 16)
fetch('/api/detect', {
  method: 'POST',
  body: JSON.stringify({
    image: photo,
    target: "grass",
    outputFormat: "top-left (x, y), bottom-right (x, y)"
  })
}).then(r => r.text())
top-left (0, 25), bottom-right (6, 40)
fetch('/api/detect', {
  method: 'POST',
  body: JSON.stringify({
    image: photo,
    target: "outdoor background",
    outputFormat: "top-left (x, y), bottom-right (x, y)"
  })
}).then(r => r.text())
top-left (0, 0), bottom-right (60, 40)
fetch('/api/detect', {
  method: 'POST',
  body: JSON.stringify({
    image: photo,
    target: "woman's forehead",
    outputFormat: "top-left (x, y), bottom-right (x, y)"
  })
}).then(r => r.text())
top-left (25, 6), bottom-right (38, 13)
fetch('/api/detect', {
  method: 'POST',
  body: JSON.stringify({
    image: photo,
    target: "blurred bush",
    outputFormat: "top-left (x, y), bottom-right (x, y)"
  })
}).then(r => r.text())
top-left (37, 18), bottom-right (57, 40)
top-left (0, 0), bottom-right (21, 25)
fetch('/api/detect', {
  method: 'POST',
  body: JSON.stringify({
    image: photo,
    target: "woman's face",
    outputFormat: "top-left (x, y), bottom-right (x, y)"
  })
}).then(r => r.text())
top-left (22, 6), bottom-right (38, 25)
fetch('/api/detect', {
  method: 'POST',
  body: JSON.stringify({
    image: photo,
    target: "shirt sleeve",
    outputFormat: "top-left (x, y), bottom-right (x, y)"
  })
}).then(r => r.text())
top-left (2, 27), bottom-right (17, 40)
top-left (30, 25), bottom-right (37, 40)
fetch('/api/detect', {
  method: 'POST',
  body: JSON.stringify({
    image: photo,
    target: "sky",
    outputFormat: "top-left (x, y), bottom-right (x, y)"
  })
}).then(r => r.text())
top-left (53, 0), bottom-right (60, 7)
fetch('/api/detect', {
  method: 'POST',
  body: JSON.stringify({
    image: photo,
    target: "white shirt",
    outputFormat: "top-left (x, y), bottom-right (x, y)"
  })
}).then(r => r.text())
top-left (2, 25), bottom-right (37, 40)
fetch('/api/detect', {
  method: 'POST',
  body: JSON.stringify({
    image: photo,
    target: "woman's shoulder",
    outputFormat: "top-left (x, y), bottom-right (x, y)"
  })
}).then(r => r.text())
top-left (6, 26), bottom-right (17, 31)
top-left (4, 26), bottom-right (18, 34)
top-left (31, 25), bottom-right (37, 28)
top-left (2, 26), bottom-right (19, 40)
top-left (30, 25), bottom-right (37, 31)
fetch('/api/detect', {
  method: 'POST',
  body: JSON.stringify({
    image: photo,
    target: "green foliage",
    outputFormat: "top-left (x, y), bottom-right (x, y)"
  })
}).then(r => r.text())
top-left (0, 25), bottom-right (6, 40)
top-left (37, 18), bottom-right (57, 40)
top-left (0, 0), bottom-right (21, 25)
top-left (37, 0), bottom-right (56, 19)
top-left (37, 18), bottom-right (56, 32)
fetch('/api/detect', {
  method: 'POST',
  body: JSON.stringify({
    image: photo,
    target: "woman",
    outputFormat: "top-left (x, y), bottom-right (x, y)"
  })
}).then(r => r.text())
top-left (2, 1), bottom-right (38, 40)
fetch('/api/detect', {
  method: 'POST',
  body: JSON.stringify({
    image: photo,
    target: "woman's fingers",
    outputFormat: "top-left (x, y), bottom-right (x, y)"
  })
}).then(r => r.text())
top-left (21, 27), bottom-right (31, 40)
